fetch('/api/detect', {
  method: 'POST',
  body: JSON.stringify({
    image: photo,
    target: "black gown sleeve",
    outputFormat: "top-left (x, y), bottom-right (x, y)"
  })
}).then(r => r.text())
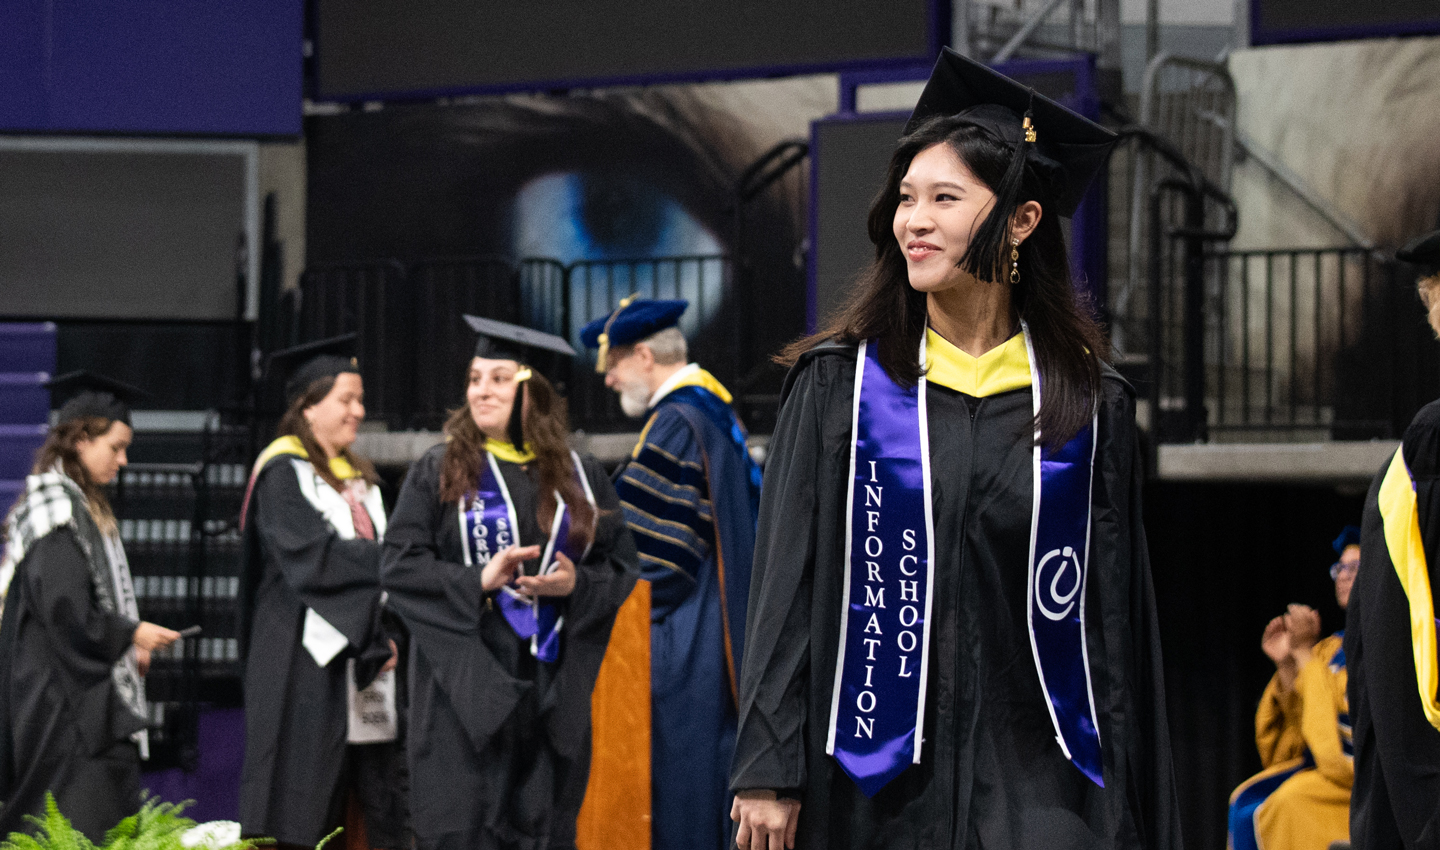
top-left (252, 459), bottom-right (385, 667)
top-left (1349, 403), bottom-right (1440, 847)
top-left (544, 454), bottom-right (640, 758)
top-left (23, 529), bottom-right (137, 670)
top-left (381, 448), bottom-right (533, 751)
top-left (730, 354), bottom-right (829, 796)
top-left (1094, 378), bottom-right (1182, 849)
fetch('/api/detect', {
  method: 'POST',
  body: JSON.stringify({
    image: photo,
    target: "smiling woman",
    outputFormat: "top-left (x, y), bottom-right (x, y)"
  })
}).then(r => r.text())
top-left (237, 336), bottom-right (407, 850)
top-left (381, 316), bottom-right (638, 850)
top-left (731, 51), bottom-right (1179, 850)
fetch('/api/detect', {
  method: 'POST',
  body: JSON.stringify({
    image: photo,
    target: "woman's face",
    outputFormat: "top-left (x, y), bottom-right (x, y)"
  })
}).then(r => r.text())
top-left (467, 357), bottom-right (524, 441)
top-left (1334, 544), bottom-right (1359, 610)
top-left (892, 143), bottom-right (997, 294)
top-left (305, 372), bottom-right (366, 457)
top-left (75, 420), bottom-right (132, 486)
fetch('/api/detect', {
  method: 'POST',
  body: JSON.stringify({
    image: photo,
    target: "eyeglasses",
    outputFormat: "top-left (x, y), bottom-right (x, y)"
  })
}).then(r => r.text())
top-left (1330, 561), bottom-right (1359, 580)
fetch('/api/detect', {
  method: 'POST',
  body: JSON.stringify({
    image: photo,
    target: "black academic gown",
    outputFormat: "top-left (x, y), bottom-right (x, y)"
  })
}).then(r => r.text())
top-left (729, 344), bottom-right (1180, 850)
top-left (0, 530), bottom-right (143, 842)
top-left (238, 457), bottom-right (404, 847)
top-left (1347, 399), bottom-right (1440, 850)
top-left (381, 445), bottom-right (639, 850)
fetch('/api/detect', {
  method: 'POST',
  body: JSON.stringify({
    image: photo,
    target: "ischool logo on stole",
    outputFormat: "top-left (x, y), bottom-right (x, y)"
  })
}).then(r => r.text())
top-left (1035, 546), bottom-right (1083, 621)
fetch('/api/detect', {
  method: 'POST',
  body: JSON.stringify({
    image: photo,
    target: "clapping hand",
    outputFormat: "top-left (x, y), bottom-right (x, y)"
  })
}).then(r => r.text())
top-left (1283, 603), bottom-right (1321, 651)
top-left (1261, 615), bottom-right (1291, 666)
top-left (480, 545), bottom-right (542, 593)
top-left (514, 551), bottom-right (577, 598)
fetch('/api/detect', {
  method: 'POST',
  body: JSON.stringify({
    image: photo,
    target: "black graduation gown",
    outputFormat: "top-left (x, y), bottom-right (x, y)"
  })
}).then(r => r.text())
top-left (238, 457), bottom-right (403, 847)
top-left (381, 445), bottom-right (639, 850)
top-left (729, 344), bottom-right (1180, 850)
top-left (0, 529), bottom-right (143, 842)
top-left (1347, 399), bottom-right (1440, 849)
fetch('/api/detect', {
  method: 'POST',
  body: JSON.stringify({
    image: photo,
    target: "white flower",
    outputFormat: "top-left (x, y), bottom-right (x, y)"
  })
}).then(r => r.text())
top-left (181, 820), bottom-right (243, 848)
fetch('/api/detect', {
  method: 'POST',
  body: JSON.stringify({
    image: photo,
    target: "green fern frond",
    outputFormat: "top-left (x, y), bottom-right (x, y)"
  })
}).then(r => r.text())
top-left (312, 828), bottom-right (343, 850)
top-left (2, 792), bottom-right (98, 850)
top-left (100, 793), bottom-right (197, 850)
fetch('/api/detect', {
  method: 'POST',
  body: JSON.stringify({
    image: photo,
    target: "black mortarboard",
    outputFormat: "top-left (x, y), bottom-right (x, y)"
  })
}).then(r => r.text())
top-left (465, 315), bottom-right (577, 363)
top-left (904, 49), bottom-right (1117, 218)
top-left (1398, 230), bottom-right (1440, 271)
top-left (464, 316), bottom-right (576, 448)
top-left (264, 334), bottom-right (361, 407)
top-left (45, 371), bottom-right (148, 427)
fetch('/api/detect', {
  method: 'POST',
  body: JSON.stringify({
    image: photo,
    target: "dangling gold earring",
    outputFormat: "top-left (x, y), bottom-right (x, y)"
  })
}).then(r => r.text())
top-left (1010, 238), bottom-right (1021, 285)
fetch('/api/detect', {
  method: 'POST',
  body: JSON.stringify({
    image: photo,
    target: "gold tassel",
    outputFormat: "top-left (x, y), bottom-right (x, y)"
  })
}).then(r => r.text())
top-left (595, 335), bottom-right (610, 374)
top-left (594, 293), bottom-right (638, 374)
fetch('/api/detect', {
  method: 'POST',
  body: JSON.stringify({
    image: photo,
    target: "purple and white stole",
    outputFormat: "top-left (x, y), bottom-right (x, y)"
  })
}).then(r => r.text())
top-left (826, 323), bottom-right (1102, 796)
top-left (458, 450), bottom-right (596, 662)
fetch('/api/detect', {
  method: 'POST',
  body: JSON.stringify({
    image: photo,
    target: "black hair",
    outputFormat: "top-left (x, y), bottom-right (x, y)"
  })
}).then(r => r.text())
top-left (779, 114), bottom-right (1107, 449)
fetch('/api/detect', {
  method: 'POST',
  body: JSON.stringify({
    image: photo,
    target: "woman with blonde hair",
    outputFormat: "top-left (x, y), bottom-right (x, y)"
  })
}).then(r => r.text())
top-left (382, 316), bottom-right (638, 850)
top-left (0, 372), bottom-right (179, 841)
top-left (238, 336), bottom-right (407, 850)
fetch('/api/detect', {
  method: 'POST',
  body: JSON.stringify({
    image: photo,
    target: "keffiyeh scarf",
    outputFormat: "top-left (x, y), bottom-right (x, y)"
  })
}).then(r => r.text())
top-left (0, 468), bottom-right (148, 742)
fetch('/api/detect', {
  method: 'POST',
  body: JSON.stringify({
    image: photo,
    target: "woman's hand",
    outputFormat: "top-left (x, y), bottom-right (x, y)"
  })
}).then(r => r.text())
top-left (133, 622), bottom-right (181, 652)
top-left (732, 789), bottom-right (800, 850)
top-left (480, 545), bottom-right (542, 593)
top-left (514, 551), bottom-right (577, 598)
top-left (136, 647), bottom-right (151, 677)
top-left (381, 639), bottom-right (399, 674)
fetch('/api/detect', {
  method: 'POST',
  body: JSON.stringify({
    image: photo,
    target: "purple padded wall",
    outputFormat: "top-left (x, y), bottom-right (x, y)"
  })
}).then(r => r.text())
top-left (0, 424), bottom-right (47, 480)
top-left (0, 373), bottom-right (49, 426)
top-left (0, 1), bottom-right (301, 135)
top-left (0, 323), bottom-right (57, 374)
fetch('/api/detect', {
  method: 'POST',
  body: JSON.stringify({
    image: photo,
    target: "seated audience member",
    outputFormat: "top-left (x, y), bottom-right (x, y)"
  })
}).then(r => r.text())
top-left (1228, 527), bottom-right (1359, 850)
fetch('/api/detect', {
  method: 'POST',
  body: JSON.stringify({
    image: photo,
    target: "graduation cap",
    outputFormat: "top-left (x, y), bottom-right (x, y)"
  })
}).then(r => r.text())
top-left (465, 315), bottom-right (576, 364)
top-left (578, 296), bottom-right (689, 372)
top-left (45, 371), bottom-right (149, 427)
top-left (903, 49), bottom-right (1118, 282)
top-left (464, 315), bottom-right (577, 448)
top-left (265, 335), bottom-right (360, 408)
top-left (1332, 525), bottom-right (1361, 556)
top-left (1398, 229), bottom-right (1440, 271)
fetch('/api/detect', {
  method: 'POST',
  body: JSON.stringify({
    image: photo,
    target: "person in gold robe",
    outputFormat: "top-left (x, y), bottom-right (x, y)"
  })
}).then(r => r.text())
top-left (1229, 527), bottom-right (1358, 850)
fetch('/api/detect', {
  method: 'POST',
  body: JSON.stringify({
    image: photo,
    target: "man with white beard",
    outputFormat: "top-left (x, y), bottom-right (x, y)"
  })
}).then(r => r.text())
top-left (581, 298), bottom-right (761, 850)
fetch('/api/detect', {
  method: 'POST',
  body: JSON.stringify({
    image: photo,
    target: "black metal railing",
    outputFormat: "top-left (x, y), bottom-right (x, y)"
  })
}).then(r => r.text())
top-left (290, 254), bottom-right (737, 433)
top-left (1150, 247), bottom-right (1436, 442)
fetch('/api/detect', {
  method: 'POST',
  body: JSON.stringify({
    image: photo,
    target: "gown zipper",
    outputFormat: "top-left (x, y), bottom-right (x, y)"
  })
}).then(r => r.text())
top-left (949, 392), bottom-right (983, 848)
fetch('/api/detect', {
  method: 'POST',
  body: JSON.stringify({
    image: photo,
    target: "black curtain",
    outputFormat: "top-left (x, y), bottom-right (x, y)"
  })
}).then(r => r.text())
top-left (1146, 479), bottom-right (1368, 850)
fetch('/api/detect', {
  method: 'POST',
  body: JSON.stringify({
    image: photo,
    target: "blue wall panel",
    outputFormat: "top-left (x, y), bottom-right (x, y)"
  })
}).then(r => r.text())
top-left (0, 0), bottom-right (302, 136)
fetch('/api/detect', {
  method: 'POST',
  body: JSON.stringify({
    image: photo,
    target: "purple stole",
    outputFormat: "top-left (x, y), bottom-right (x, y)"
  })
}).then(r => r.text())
top-left (458, 450), bottom-right (596, 662)
top-left (826, 324), bottom-right (1103, 797)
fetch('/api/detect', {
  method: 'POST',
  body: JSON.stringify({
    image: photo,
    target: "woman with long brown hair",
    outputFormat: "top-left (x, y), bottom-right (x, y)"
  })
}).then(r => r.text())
top-left (382, 316), bottom-right (638, 850)
top-left (729, 52), bottom-right (1180, 850)
top-left (0, 372), bottom-right (179, 841)
top-left (237, 336), bottom-right (408, 850)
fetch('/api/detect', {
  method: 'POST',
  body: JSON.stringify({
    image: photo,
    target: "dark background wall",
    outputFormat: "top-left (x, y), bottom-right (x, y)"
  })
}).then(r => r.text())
top-left (1146, 479), bottom-right (1368, 850)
